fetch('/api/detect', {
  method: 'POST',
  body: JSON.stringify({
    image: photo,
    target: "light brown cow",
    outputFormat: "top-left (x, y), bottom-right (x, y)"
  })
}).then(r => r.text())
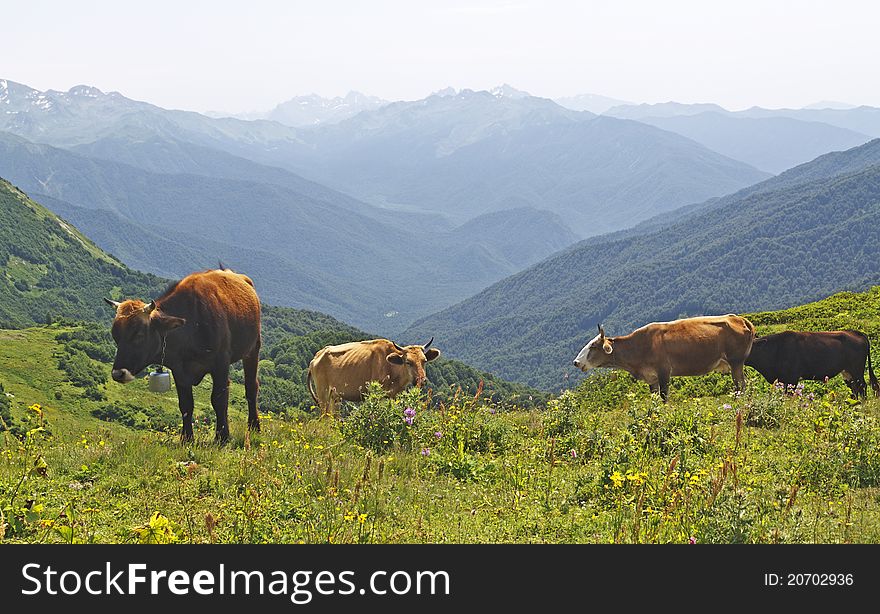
top-left (308, 338), bottom-right (440, 414)
top-left (572, 315), bottom-right (756, 401)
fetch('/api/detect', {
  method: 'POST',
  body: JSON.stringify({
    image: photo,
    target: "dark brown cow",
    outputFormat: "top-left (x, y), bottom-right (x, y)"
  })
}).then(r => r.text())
top-left (745, 330), bottom-right (880, 398)
top-left (104, 268), bottom-right (261, 442)
top-left (573, 315), bottom-right (756, 401)
top-left (308, 338), bottom-right (440, 415)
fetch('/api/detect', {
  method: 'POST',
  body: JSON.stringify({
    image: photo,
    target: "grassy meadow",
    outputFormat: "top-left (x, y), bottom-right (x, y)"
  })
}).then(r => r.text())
top-left (3, 287), bottom-right (880, 544)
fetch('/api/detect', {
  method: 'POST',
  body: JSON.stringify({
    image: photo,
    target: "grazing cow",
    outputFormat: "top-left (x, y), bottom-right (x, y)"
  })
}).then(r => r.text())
top-left (104, 268), bottom-right (261, 442)
top-left (572, 315), bottom-right (756, 401)
top-left (745, 330), bottom-right (880, 398)
top-left (308, 338), bottom-right (440, 414)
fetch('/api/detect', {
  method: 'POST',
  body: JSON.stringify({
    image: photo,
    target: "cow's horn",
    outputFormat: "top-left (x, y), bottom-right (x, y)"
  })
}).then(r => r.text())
top-left (143, 301), bottom-right (157, 314)
top-left (598, 324), bottom-right (605, 337)
top-left (391, 340), bottom-right (406, 353)
top-left (423, 336), bottom-right (434, 349)
top-left (103, 298), bottom-right (121, 308)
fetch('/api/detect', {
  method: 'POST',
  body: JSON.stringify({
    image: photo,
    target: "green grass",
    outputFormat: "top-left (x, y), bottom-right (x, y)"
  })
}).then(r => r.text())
top-left (4, 283), bottom-right (880, 543)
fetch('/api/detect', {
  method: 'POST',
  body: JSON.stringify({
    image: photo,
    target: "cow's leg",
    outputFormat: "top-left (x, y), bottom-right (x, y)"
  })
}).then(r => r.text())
top-left (658, 372), bottom-right (671, 403)
top-left (848, 378), bottom-right (866, 399)
top-left (174, 375), bottom-right (195, 442)
top-left (325, 387), bottom-right (341, 417)
top-left (731, 362), bottom-right (746, 394)
top-left (649, 383), bottom-right (660, 396)
top-left (211, 363), bottom-right (231, 443)
top-left (242, 351), bottom-right (260, 431)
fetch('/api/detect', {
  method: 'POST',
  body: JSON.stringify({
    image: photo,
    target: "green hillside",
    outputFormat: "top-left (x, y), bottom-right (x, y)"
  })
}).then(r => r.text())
top-left (3, 288), bottom-right (880, 544)
top-left (0, 178), bottom-right (166, 328)
top-left (405, 141), bottom-right (880, 389)
top-left (747, 286), bottom-right (880, 338)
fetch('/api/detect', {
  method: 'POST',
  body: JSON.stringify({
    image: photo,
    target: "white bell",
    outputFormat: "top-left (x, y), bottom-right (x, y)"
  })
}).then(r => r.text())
top-left (148, 368), bottom-right (172, 393)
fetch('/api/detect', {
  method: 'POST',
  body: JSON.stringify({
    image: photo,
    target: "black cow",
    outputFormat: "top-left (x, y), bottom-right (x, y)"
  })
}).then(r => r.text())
top-left (745, 330), bottom-right (880, 398)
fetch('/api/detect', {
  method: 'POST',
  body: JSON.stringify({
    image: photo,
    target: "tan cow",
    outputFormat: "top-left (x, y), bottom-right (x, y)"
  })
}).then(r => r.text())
top-left (572, 315), bottom-right (756, 401)
top-left (308, 338), bottom-right (440, 414)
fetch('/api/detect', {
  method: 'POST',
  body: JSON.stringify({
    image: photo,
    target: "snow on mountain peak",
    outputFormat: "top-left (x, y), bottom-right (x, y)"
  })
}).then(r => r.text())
top-left (490, 84), bottom-right (530, 99)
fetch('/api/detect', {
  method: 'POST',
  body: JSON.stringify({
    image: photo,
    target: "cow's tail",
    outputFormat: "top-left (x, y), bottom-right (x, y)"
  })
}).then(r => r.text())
top-left (867, 336), bottom-right (880, 398)
top-left (307, 368), bottom-right (319, 405)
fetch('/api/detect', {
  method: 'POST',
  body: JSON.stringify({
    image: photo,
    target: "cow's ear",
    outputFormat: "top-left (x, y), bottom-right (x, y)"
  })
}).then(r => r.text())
top-left (152, 311), bottom-right (186, 331)
top-left (386, 353), bottom-right (405, 365)
top-left (424, 348), bottom-right (440, 361)
top-left (602, 339), bottom-right (613, 354)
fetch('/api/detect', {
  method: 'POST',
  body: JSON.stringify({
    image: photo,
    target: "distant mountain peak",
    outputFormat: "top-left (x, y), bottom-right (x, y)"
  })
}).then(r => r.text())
top-left (605, 101), bottom-right (730, 119)
top-left (68, 84), bottom-right (104, 98)
top-left (489, 84), bottom-right (531, 99)
top-left (554, 92), bottom-right (633, 115)
top-left (265, 91), bottom-right (387, 127)
top-left (431, 86), bottom-right (458, 98)
top-left (803, 100), bottom-right (858, 110)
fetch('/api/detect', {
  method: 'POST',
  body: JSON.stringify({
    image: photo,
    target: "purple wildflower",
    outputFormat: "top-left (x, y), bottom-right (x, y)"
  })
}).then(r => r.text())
top-left (404, 407), bottom-right (416, 418)
top-left (421, 448), bottom-right (430, 456)
top-left (570, 449), bottom-right (577, 459)
top-left (434, 431), bottom-right (443, 439)
top-left (723, 403), bottom-right (732, 410)
top-left (688, 536), bottom-right (697, 545)
top-left (488, 407), bottom-right (496, 415)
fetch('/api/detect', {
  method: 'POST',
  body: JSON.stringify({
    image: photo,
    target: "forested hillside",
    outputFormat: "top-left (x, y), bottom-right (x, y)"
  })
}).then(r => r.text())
top-left (0, 178), bottom-right (166, 328)
top-left (405, 143), bottom-right (880, 389)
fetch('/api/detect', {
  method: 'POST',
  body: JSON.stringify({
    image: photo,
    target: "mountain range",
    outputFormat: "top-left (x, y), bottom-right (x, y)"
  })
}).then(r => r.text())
top-left (279, 88), bottom-right (770, 235)
top-left (207, 91), bottom-right (389, 127)
top-left (601, 102), bottom-right (875, 174)
top-left (0, 78), bottom-right (775, 329)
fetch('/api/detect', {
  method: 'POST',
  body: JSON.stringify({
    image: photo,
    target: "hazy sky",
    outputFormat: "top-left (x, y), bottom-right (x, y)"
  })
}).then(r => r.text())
top-left (3, 0), bottom-right (878, 112)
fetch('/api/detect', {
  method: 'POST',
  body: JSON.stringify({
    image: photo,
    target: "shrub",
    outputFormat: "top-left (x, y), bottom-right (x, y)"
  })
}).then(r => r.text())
top-left (0, 382), bottom-right (16, 433)
top-left (57, 350), bottom-right (107, 389)
top-left (91, 401), bottom-right (178, 431)
top-left (744, 385), bottom-right (787, 428)
top-left (340, 383), bottom-right (418, 453)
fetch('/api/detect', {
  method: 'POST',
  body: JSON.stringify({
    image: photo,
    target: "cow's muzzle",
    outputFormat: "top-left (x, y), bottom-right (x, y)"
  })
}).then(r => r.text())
top-left (573, 360), bottom-right (590, 373)
top-left (111, 368), bottom-right (136, 384)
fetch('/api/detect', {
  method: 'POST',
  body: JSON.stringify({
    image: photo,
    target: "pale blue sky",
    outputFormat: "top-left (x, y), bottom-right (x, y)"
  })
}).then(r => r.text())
top-left (3, 0), bottom-right (878, 112)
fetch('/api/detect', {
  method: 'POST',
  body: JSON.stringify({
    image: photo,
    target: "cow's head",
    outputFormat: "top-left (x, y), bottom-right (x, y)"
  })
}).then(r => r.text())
top-left (573, 325), bottom-right (614, 372)
top-left (386, 337), bottom-right (441, 387)
top-left (104, 298), bottom-right (185, 383)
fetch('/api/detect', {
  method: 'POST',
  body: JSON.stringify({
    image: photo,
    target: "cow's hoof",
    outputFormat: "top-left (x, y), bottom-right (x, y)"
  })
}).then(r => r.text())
top-left (248, 421), bottom-right (260, 432)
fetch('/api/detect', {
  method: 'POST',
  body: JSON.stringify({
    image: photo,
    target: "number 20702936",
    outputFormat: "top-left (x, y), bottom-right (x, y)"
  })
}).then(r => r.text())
top-left (764, 573), bottom-right (853, 586)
